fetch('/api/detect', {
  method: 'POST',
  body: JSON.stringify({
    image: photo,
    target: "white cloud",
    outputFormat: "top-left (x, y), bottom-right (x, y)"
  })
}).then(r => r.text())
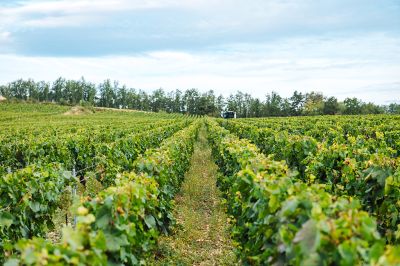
top-left (0, 30), bottom-right (12, 49)
top-left (0, 31), bottom-right (10, 40)
top-left (2, 0), bottom-right (181, 15)
top-left (0, 0), bottom-right (214, 28)
top-left (0, 33), bottom-right (399, 104)
top-left (0, 1), bottom-right (398, 104)
top-left (2, 0), bottom-right (394, 32)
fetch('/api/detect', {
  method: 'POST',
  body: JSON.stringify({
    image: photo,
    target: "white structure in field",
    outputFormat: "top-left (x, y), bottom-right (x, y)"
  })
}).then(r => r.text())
top-left (221, 111), bottom-right (236, 119)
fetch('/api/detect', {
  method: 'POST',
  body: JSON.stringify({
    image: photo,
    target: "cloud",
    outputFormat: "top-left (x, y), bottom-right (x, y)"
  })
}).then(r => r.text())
top-left (0, 33), bottom-right (399, 104)
top-left (0, 0), bottom-right (398, 104)
top-left (1, 0), bottom-right (399, 56)
top-left (0, 31), bottom-right (10, 40)
top-left (0, 0), bottom-right (212, 28)
top-left (0, 30), bottom-right (13, 53)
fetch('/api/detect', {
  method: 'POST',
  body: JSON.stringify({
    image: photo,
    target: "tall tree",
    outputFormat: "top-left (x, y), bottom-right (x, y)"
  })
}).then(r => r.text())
top-left (1, 76), bottom-right (396, 117)
top-left (249, 98), bottom-right (262, 117)
top-left (387, 103), bottom-right (400, 114)
top-left (26, 79), bottom-right (39, 101)
top-left (98, 79), bottom-right (116, 107)
top-left (215, 95), bottom-right (225, 116)
top-left (199, 90), bottom-right (217, 116)
top-left (289, 90), bottom-right (305, 116)
top-left (226, 94), bottom-right (238, 115)
top-left (37, 81), bottom-right (50, 102)
top-left (138, 90), bottom-right (151, 111)
top-left (280, 98), bottom-right (291, 116)
top-left (151, 88), bottom-right (166, 112)
top-left (323, 96), bottom-right (339, 115)
top-left (82, 79), bottom-right (96, 104)
top-left (172, 89), bottom-right (183, 113)
top-left (303, 91), bottom-right (324, 115)
top-left (183, 89), bottom-right (199, 114)
top-left (10, 79), bottom-right (28, 100)
top-left (361, 102), bottom-right (384, 114)
top-left (0, 85), bottom-right (10, 98)
top-left (116, 85), bottom-right (128, 108)
top-left (51, 77), bottom-right (66, 103)
top-left (264, 91), bottom-right (283, 116)
top-left (343, 97), bottom-right (362, 115)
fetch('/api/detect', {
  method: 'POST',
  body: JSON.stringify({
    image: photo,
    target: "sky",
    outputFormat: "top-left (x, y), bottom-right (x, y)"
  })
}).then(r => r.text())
top-left (0, 0), bottom-right (399, 104)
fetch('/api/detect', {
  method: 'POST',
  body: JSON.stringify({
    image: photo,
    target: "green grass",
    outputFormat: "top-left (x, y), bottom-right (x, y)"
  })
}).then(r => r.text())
top-left (151, 127), bottom-right (237, 265)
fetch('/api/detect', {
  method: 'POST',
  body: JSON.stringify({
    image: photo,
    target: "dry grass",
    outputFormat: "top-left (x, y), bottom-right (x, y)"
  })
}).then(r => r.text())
top-left (151, 127), bottom-right (237, 266)
top-left (94, 107), bottom-right (148, 113)
top-left (63, 106), bottom-right (94, 115)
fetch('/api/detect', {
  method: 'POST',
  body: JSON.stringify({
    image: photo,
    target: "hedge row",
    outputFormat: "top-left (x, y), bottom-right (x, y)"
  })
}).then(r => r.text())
top-left (207, 119), bottom-right (400, 265)
top-left (220, 119), bottom-right (400, 241)
top-left (0, 121), bottom-right (189, 187)
top-left (3, 121), bottom-right (199, 265)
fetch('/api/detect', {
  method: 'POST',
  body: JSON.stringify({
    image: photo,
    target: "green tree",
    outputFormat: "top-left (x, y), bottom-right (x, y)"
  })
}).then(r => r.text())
top-left (125, 89), bottom-right (138, 109)
top-left (116, 85), bottom-right (128, 108)
top-left (215, 95), bottom-right (225, 116)
top-left (361, 102), bottom-right (384, 114)
top-left (249, 98), bottom-right (262, 117)
top-left (151, 88), bottom-right (167, 112)
top-left (183, 89), bottom-right (199, 114)
top-left (98, 79), bottom-right (116, 107)
top-left (343, 97), bottom-right (362, 115)
top-left (0, 85), bottom-right (10, 98)
top-left (138, 90), bottom-right (151, 111)
top-left (198, 90), bottom-right (217, 116)
top-left (387, 103), bottom-right (400, 114)
top-left (64, 79), bottom-right (85, 104)
top-left (264, 91), bottom-right (283, 116)
top-left (171, 89), bottom-right (183, 113)
top-left (36, 81), bottom-right (50, 102)
top-left (242, 93), bottom-right (254, 118)
top-left (82, 79), bottom-right (96, 104)
top-left (289, 90), bottom-right (305, 116)
top-left (9, 79), bottom-right (28, 100)
top-left (226, 94), bottom-right (238, 115)
top-left (51, 77), bottom-right (66, 103)
top-left (26, 79), bottom-right (39, 101)
top-left (323, 96), bottom-right (339, 115)
top-left (302, 91), bottom-right (324, 115)
top-left (280, 98), bottom-right (291, 116)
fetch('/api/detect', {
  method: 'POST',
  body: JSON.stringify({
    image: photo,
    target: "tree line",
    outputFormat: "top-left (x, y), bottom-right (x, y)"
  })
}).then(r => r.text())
top-left (1, 77), bottom-right (399, 117)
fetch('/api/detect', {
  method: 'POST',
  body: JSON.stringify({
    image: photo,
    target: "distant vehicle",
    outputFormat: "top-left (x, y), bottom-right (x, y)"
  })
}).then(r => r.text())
top-left (221, 111), bottom-right (236, 119)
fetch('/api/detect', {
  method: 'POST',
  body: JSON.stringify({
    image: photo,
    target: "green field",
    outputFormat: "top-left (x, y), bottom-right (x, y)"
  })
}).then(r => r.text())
top-left (1, 103), bottom-right (400, 265)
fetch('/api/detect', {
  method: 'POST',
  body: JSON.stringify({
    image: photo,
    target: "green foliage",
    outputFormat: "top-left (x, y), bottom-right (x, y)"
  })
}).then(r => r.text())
top-left (134, 122), bottom-right (199, 232)
top-left (0, 118), bottom-right (190, 185)
top-left (9, 172), bottom-right (159, 265)
top-left (221, 116), bottom-right (400, 240)
top-left (3, 121), bottom-right (200, 265)
top-left (343, 97), bottom-right (363, 115)
top-left (0, 104), bottom-right (199, 264)
top-left (2, 101), bottom-right (400, 265)
top-left (323, 96), bottom-right (340, 115)
top-left (0, 164), bottom-right (74, 259)
top-left (302, 91), bottom-right (324, 115)
top-left (207, 119), bottom-right (400, 265)
top-left (0, 77), bottom-right (391, 116)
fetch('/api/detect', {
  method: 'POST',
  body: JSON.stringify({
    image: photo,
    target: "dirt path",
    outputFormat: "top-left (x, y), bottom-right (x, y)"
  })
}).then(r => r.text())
top-left (151, 127), bottom-right (237, 265)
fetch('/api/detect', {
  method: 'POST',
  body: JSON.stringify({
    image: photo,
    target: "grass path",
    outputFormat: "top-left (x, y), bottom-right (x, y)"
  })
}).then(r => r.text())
top-left (151, 126), bottom-right (237, 265)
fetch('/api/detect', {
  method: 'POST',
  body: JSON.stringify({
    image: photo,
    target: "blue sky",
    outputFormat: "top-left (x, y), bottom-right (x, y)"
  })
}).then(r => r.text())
top-left (0, 0), bottom-right (399, 104)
